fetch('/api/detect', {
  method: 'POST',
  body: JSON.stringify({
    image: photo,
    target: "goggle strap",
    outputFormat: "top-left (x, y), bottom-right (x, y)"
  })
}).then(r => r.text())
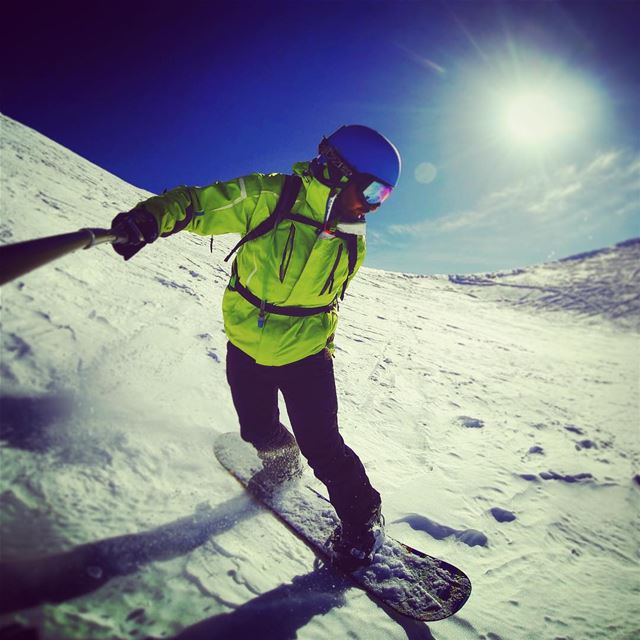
top-left (318, 138), bottom-right (356, 179)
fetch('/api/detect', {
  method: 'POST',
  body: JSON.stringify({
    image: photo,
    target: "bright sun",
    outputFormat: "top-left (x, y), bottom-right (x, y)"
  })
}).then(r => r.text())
top-left (504, 91), bottom-right (573, 146)
top-left (449, 50), bottom-right (603, 159)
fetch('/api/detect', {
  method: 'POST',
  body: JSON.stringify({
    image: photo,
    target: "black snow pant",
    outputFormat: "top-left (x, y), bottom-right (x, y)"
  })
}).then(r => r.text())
top-left (226, 341), bottom-right (381, 526)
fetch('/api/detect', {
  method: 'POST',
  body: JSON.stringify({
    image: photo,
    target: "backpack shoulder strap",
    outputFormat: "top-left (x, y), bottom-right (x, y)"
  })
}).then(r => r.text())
top-left (340, 234), bottom-right (359, 300)
top-left (224, 175), bottom-right (302, 262)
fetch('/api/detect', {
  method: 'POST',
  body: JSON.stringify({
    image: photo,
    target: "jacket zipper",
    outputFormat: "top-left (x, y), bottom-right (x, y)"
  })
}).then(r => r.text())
top-left (320, 243), bottom-right (343, 295)
top-left (279, 224), bottom-right (296, 282)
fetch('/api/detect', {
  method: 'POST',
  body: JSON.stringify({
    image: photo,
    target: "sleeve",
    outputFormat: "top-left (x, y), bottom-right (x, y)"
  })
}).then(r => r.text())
top-left (133, 173), bottom-right (275, 238)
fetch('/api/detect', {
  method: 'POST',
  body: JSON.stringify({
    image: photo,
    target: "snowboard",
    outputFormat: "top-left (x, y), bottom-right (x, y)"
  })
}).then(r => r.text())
top-left (214, 432), bottom-right (472, 622)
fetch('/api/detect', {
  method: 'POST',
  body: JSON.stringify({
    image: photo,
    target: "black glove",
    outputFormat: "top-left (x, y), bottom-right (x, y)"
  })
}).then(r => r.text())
top-left (111, 209), bottom-right (159, 261)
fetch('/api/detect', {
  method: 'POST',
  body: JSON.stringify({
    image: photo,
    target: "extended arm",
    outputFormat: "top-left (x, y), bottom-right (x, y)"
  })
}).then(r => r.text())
top-left (111, 173), bottom-right (282, 260)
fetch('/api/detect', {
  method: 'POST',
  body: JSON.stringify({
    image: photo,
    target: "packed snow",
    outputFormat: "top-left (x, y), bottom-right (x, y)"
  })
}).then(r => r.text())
top-left (1, 114), bottom-right (638, 640)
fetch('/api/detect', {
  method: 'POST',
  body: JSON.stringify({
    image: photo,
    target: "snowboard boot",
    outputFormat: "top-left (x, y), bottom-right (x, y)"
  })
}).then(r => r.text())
top-left (327, 504), bottom-right (385, 572)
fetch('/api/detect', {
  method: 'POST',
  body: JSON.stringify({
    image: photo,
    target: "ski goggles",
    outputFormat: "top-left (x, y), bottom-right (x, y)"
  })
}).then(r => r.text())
top-left (351, 172), bottom-right (393, 207)
top-left (360, 178), bottom-right (393, 206)
top-left (318, 138), bottom-right (394, 205)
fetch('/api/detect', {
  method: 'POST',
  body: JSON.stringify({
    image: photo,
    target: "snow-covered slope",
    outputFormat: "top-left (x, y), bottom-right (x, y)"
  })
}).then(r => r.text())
top-left (1, 114), bottom-right (638, 640)
top-left (447, 239), bottom-right (640, 331)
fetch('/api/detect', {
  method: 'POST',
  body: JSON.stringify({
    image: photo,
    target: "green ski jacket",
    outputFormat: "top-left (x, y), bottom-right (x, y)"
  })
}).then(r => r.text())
top-left (134, 161), bottom-right (365, 365)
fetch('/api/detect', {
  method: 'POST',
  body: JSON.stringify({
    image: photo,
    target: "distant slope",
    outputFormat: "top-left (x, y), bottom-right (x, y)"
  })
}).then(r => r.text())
top-left (446, 239), bottom-right (640, 330)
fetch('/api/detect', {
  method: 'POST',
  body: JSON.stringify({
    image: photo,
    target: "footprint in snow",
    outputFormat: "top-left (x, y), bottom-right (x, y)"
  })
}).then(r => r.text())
top-left (489, 507), bottom-right (516, 523)
top-left (393, 513), bottom-right (488, 548)
top-left (539, 470), bottom-right (594, 483)
top-left (179, 265), bottom-right (205, 280)
top-left (457, 416), bottom-right (485, 429)
top-left (88, 310), bottom-right (111, 326)
top-left (4, 333), bottom-right (33, 359)
top-left (154, 276), bottom-right (197, 297)
top-left (519, 471), bottom-right (594, 483)
top-left (575, 439), bottom-right (598, 450)
top-left (564, 424), bottom-right (585, 435)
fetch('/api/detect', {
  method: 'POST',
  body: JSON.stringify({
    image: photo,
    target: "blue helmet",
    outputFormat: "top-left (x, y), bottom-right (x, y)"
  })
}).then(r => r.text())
top-left (320, 124), bottom-right (401, 188)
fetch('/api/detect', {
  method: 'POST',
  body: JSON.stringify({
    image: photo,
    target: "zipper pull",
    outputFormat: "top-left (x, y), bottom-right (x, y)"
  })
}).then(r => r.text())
top-left (258, 299), bottom-right (266, 328)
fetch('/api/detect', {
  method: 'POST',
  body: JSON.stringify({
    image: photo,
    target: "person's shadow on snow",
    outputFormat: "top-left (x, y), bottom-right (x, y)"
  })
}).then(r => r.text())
top-left (0, 496), bottom-right (256, 615)
top-left (0, 495), bottom-right (434, 639)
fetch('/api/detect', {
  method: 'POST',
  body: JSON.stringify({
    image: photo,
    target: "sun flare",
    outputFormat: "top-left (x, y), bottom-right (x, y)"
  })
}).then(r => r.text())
top-left (504, 91), bottom-right (573, 146)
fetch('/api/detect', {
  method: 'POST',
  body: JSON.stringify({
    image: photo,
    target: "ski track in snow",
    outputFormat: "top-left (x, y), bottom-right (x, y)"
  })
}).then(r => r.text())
top-left (1, 114), bottom-right (639, 640)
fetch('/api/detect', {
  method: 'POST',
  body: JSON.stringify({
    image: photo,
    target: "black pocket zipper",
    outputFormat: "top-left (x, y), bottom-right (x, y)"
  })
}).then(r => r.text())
top-left (320, 243), bottom-right (344, 295)
top-left (279, 224), bottom-right (296, 282)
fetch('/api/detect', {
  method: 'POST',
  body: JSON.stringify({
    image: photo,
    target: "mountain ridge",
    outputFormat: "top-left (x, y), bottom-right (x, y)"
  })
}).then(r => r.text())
top-left (446, 237), bottom-right (639, 330)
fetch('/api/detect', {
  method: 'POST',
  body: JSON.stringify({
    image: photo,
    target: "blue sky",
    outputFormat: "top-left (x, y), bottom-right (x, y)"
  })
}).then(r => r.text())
top-left (2, 0), bottom-right (638, 274)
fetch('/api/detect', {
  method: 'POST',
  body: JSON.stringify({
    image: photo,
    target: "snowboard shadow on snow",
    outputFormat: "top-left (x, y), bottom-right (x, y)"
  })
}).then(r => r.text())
top-left (168, 565), bottom-right (436, 640)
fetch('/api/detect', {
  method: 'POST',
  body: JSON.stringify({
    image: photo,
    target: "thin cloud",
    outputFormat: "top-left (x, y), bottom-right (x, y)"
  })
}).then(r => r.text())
top-left (389, 148), bottom-right (639, 238)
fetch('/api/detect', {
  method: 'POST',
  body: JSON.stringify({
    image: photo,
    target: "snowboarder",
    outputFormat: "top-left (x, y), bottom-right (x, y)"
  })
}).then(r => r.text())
top-left (110, 125), bottom-right (401, 571)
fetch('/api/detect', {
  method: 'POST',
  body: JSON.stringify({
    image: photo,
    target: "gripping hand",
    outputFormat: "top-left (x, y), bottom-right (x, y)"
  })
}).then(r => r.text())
top-left (111, 209), bottom-right (159, 261)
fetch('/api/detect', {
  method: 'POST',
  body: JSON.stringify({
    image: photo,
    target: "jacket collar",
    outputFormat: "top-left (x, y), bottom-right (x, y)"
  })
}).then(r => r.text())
top-left (291, 161), bottom-right (335, 224)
